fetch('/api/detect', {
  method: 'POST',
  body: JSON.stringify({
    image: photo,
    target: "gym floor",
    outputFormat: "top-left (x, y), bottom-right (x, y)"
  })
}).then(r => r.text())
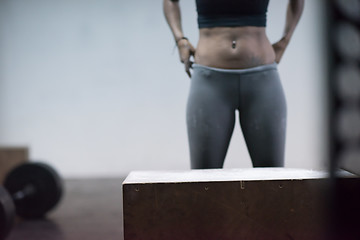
top-left (6, 178), bottom-right (125, 240)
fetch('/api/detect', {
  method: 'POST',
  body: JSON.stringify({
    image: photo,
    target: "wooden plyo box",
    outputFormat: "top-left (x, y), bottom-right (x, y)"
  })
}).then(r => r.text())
top-left (0, 147), bottom-right (29, 183)
top-left (123, 168), bottom-right (357, 240)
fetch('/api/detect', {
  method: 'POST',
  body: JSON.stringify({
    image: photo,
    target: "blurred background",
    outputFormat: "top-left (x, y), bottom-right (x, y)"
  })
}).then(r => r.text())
top-left (0, 0), bottom-right (327, 178)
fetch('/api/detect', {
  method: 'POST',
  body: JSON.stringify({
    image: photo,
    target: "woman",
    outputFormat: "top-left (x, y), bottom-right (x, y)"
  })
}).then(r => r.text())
top-left (163, 0), bottom-right (304, 169)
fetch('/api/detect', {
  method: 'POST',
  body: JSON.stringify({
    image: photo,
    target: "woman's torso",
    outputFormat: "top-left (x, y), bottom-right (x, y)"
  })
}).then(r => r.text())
top-left (194, 0), bottom-right (275, 69)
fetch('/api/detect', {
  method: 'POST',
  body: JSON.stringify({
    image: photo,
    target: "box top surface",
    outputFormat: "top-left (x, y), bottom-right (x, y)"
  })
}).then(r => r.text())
top-left (123, 168), bottom-right (355, 184)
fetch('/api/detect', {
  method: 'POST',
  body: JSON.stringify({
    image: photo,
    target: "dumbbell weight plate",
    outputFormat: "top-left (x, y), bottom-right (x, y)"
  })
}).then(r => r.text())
top-left (0, 187), bottom-right (15, 240)
top-left (4, 162), bottom-right (63, 218)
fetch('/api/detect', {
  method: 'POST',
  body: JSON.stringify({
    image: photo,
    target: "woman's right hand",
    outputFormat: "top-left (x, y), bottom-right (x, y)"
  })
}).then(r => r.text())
top-left (272, 36), bottom-right (290, 64)
top-left (177, 38), bottom-right (196, 78)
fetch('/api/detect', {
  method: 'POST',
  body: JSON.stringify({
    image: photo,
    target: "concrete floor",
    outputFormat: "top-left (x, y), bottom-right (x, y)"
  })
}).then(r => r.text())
top-left (6, 178), bottom-right (125, 240)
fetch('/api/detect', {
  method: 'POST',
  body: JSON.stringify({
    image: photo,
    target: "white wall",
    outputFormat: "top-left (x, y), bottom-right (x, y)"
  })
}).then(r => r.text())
top-left (0, 0), bottom-right (327, 178)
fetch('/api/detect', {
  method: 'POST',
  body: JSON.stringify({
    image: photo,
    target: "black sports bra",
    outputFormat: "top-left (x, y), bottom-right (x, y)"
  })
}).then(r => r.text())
top-left (195, 0), bottom-right (270, 28)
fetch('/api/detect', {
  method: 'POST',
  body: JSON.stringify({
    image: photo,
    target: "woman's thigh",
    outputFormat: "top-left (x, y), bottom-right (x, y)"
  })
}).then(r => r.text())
top-left (239, 69), bottom-right (287, 167)
top-left (187, 66), bottom-right (238, 169)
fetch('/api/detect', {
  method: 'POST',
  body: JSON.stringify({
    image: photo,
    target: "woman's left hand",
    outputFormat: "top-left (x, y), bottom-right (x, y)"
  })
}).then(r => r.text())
top-left (177, 38), bottom-right (196, 78)
top-left (272, 37), bottom-right (289, 63)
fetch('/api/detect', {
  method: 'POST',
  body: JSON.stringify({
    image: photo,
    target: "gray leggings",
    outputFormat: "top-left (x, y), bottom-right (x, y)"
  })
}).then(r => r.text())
top-left (187, 63), bottom-right (287, 169)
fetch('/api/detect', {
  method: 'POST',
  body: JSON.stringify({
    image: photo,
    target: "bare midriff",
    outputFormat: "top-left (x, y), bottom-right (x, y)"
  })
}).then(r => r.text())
top-left (195, 26), bottom-right (276, 69)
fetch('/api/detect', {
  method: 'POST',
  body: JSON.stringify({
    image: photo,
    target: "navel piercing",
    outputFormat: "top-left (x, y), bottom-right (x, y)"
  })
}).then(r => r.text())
top-left (232, 40), bottom-right (236, 49)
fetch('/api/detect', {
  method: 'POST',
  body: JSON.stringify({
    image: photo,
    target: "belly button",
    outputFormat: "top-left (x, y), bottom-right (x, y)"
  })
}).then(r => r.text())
top-left (232, 40), bottom-right (236, 49)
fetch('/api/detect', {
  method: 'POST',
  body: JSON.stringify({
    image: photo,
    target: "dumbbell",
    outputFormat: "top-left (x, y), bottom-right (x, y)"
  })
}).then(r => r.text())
top-left (0, 162), bottom-right (63, 240)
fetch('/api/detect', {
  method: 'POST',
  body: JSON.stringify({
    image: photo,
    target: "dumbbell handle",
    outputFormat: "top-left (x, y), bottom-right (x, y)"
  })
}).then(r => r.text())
top-left (11, 185), bottom-right (36, 202)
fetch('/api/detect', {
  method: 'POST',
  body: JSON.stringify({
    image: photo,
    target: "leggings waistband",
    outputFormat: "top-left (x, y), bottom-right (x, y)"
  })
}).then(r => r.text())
top-left (192, 62), bottom-right (277, 74)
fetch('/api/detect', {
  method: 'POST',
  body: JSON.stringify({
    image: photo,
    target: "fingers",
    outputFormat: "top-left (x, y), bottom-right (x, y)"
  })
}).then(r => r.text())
top-left (275, 57), bottom-right (281, 64)
top-left (274, 52), bottom-right (282, 64)
top-left (177, 39), bottom-right (195, 77)
top-left (184, 60), bottom-right (193, 78)
top-left (272, 37), bottom-right (288, 64)
top-left (186, 68), bottom-right (191, 78)
top-left (273, 44), bottom-right (284, 63)
top-left (189, 44), bottom-right (196, 55)
top-left (179, 53), bottom-right (192, 77)
top-left (178, 44), bottom-right (191, 63)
